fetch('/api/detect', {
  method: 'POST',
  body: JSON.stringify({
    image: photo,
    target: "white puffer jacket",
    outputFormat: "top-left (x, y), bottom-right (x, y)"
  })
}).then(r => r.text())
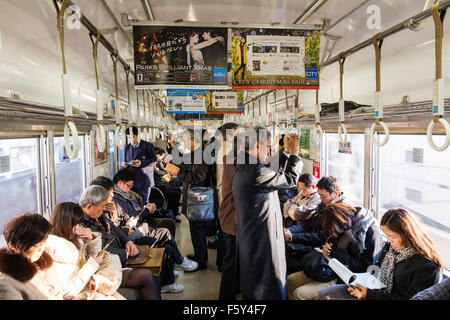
top-left (30, 233), bottom-right (125, 300)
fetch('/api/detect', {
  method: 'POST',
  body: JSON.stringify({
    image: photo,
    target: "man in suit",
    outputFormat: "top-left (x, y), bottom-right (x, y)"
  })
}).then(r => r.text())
top-left (123, 126), bottom-right (157, 204)
top-left (201, 31), bottom-right (226, 67)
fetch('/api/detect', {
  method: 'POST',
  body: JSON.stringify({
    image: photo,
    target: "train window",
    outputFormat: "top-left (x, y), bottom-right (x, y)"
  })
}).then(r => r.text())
top-left (379, 134), bottom-right (450, 268)
top-left (54, 135), bottom-right (85, 203)
top-left (0, 138), bottom-right (40, 247)
top-left (326, 133), bottom-right (365, 206)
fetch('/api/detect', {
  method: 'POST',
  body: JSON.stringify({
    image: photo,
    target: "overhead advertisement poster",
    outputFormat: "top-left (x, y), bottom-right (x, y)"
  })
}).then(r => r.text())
top-left (206, 91), bottom-right (244, 113)
top-left (133, 26), bottom-right (228, 88)
top-left (231, 28), bottom-right (320, 89)
top-left (166, 89), bottom-right (206, 114)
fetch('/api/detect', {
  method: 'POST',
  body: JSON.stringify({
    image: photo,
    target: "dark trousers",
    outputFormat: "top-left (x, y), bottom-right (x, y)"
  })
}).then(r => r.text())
top-left (219, 232), bottom-right (240, 300)
top-left (163, 188), bottom-right (182, 215)
top-left (148, 217), bottom-right (176, 239)
top-left (188, 220), bottom-right (212, 265)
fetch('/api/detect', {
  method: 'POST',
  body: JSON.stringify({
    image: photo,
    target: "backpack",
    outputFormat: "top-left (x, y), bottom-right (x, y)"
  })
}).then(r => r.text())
top-left (299, 250), bottom-right (336, 282)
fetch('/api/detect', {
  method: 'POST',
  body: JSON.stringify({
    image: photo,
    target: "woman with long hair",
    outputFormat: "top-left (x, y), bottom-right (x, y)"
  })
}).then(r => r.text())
top-left (186, 32), bottom-right (224, 67)
top-left (320, 208), bottom-right (443, 300)
top-left (0, 213), bottom-right (52, 299)
top-left (29, 202), bottom-right (122, 300)
top-left (288, 203), bottom-right (384, 300)
top-left (48, 202), bottom-right (161, 300)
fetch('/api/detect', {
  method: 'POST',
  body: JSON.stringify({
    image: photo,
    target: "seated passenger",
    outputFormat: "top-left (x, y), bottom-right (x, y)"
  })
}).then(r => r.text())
top-left (79, 185), bottom-right (197, 293)
top-left (153, 148), bottom-right (182, 221)
top-left (318, 208), bottom-right (443, 300)
top-left (43, 202), bottom-right (125, 300)
top-left (283, 173), bottom-right (321, 227)
top-left (91, 176), bottom-right (192, 274)
top-left (284, 176), bottom-right (346, 248)
top-left (287, 203), bottom-right (383, 300)
top-left (0, 213), bottom-right (52, 300)
top-left (113, 168), bottom-right (176, 237)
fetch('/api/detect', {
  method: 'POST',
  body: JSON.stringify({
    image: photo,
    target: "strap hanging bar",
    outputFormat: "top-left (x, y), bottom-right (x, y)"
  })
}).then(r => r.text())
top-left (337, 53), bottom-right (348, 144)
top-left (369, 34), bottom-right (390, 147)
top-left (54, 0), bottom-right (78, 159)
top-left (89, 31), bottom-right (106, 153)
top-left (427, 2), bottom-right (450, 151)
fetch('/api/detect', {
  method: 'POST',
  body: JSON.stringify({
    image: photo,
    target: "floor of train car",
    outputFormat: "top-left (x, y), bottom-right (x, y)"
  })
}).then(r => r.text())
top-left (161, 214), bottom-right (223, 300)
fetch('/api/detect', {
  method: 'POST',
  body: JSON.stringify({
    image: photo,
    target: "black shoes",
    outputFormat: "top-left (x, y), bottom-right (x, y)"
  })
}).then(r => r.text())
top-left (187, 254), bottom-right (199, 262)
top-left (207, 240), bottom-right (218, 249)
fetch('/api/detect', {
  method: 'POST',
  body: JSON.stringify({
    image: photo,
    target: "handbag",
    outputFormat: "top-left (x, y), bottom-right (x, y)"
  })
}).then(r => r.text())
top-left (299, 249), bottom-right (336, 282)
top-left (125, 245), bottom-right (165, 277)
top-left (186, 185), bottom-right (215, 221)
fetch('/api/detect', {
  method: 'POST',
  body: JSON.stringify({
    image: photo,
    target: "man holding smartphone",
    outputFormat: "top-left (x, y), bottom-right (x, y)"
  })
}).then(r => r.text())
top-left (123, 126), bottom-right (157, 204)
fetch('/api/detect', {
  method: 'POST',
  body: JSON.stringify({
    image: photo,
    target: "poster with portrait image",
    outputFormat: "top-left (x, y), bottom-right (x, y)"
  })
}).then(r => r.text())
top-left (133, 26), bottom-right (228, 88)
top-left (231, 28), bottom-right (320, 89)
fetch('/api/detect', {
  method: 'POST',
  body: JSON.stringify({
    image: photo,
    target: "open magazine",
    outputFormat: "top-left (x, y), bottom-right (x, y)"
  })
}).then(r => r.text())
top-left (328, 258), bottom-right (386, 290)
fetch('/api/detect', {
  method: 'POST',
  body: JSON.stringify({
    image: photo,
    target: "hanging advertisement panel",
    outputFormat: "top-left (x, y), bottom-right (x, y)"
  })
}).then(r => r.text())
top-left (231, 28), bottom-right (320, 89)
top-left (166, 89), bottom-right (206, 114)
top-left (133, 26), bottom-right (228, 88)
top-left (206, 91), bottom-right (244, 113)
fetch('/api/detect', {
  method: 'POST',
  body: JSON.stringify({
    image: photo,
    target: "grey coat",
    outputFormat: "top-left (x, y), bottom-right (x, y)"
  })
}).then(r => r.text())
top-left (231, 152), bottom-right (303, 300)
top-left (0, 272), bottom-right (47, 300)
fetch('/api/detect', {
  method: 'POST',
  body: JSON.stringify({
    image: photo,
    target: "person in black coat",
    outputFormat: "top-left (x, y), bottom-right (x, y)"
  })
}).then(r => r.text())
top-left (175, 129), bottom-right (215, 271)
top-left (123, 126), bottom-right (157, 204)
top-left (319, 208), bottom-right (443, 300)
top-left (277, 147), bottom-right (300, 214)
top-left (231, 128), bottom-right (302, 300)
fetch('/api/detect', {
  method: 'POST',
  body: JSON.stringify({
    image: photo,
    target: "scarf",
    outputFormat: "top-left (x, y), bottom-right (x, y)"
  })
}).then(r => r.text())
top-left (379, 246), bottom-right (417, 294)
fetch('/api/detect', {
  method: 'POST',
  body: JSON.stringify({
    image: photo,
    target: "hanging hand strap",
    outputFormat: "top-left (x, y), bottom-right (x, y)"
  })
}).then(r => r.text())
top-left (337, 53), bottom-right (347, 143)
top-left (370, 34), bottom-right (390, 147)
top-left (427, 2), bottom-right (450, 151)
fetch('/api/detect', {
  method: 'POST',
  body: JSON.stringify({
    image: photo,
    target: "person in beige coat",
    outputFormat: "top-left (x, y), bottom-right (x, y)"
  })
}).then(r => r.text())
top-left (0, 213), bottom-right (53, 300)
top-left (31, 202), bottom-right (125, 300)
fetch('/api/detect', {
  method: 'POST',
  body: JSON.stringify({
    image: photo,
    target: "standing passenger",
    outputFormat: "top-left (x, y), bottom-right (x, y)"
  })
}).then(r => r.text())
top-left (218, 133), bottom-right (241, 300)
top-left (177, 129), bottom-right (215, 271)
top-left (231, 128), bottom-right (302, 300)
top-left (122, 126), bottom-right (157, 204)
